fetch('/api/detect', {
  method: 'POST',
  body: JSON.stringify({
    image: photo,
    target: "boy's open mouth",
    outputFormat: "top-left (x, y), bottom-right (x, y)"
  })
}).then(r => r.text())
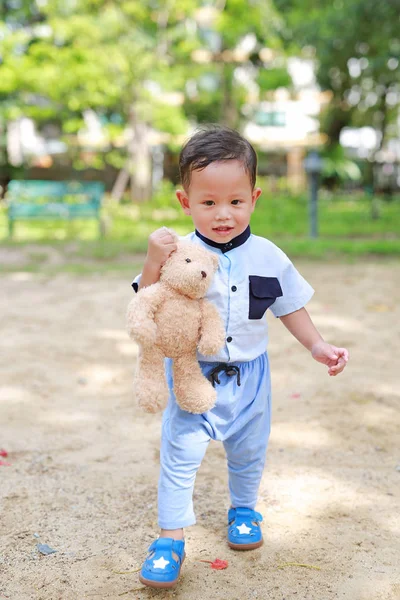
top-left (213, 226), bottom-right (234, 236)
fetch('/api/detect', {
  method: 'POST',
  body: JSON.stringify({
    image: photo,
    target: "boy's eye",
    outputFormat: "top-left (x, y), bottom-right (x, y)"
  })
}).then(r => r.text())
top-left (231, 199), bottom-right (242, 205)
top-left (203, 200), bottom-right (214, 206)
top-left (185, 258), bottom-right (191, 263)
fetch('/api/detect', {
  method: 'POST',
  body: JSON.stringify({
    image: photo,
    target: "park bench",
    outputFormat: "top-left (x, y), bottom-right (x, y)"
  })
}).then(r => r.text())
top-left (6, 180), bottom-right (105, 237)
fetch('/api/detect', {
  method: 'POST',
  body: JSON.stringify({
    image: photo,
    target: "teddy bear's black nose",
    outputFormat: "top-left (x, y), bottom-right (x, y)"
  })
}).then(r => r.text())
top-left (201, 271), bottom-right (207, 278)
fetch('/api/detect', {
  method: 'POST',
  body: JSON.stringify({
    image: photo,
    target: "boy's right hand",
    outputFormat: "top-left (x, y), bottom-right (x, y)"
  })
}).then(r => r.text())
top-left (146, 227), bottom-right (178, 268)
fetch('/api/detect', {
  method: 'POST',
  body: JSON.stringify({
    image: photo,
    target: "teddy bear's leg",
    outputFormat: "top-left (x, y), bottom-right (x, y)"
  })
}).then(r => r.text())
top-left (136, 347), bottom-right (169, 413)
top-left (173, 355), bottom-right (217, 414)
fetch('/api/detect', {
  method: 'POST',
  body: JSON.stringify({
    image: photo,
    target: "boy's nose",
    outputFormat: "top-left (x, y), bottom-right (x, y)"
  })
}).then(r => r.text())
top-left (215, 209), bottom-right (231, 220)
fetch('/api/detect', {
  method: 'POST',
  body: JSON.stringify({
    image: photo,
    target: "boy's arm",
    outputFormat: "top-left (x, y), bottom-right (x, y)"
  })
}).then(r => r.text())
top-left (138, 227), bottom-right (177, 290)
top-left (280, 307), bottom-right (349, 376)
top-left (139, 259), bottom-right (163, 290)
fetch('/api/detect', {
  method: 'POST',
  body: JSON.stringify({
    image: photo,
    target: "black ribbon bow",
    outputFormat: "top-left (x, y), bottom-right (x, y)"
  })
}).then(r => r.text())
top-left (208, 364), bottom-right (241, 387)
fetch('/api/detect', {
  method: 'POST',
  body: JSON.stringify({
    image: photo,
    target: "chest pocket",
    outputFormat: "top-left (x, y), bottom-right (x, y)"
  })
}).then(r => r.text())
top-left (249, 276), bottom-right (283, 319)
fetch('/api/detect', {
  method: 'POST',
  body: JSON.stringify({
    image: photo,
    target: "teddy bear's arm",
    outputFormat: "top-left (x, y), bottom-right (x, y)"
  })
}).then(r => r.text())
top-left (126, 283), bottom-right (164, 346)
top-left (197, 299), bottom-right (226, 356)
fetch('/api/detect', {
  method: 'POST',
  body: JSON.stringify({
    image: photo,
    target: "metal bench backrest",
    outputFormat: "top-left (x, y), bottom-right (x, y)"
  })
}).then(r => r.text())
top-left (6, 180), bottom-right (105, 237)
top-left (7, 180), bottom-right (104, 206)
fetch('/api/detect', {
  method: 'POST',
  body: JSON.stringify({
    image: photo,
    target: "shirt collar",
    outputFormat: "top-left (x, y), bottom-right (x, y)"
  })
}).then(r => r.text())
top-left (195, 226), bottom-right (251, 253)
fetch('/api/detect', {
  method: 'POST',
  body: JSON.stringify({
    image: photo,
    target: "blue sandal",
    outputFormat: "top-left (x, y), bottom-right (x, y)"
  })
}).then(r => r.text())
top-left (227, 507), bottom-right (264, 550)
top-left (139, 538), bottom-right (185, 589)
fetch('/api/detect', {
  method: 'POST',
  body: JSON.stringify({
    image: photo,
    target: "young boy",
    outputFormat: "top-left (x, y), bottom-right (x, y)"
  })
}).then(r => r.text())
top-left (131, 126), bottom-right (349, 589)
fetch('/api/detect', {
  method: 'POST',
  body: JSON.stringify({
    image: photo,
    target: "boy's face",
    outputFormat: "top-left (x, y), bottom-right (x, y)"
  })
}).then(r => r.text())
top-left (176, 160), bottom-right (262, 244)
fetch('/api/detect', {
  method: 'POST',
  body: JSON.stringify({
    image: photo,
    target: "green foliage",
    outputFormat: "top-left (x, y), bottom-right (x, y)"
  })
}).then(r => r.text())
top-left (150, 179), bottom-right (178, 209)
top-left (257, 68), bottom-right (292, 92)
top-left (0, 1), bottom-right (200, 134)
top-left (150, 102), bottom-right (188, 135)
top-left (276, 0), bottom-right (400, 149)
top-left (0, 0), bottom-right (294, 177)
top-left (321, 144), bottom-right (362, 182)
top-left (215, 0), bottom-right (281, 49)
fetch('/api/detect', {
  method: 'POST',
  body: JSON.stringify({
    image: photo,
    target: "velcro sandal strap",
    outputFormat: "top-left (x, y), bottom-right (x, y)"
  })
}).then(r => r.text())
top-left (153, 538), bottom-right (173, 551)
top-left (228, 507), bottom-right (263, 523)
top-left (147, 538), bottom-right (185, 564)
top-left (171, 539), bottom-right (185, 561)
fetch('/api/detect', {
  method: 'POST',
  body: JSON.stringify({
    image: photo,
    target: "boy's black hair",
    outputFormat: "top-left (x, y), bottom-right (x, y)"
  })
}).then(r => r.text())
top-left (179, 125), bottom-right (257, 190)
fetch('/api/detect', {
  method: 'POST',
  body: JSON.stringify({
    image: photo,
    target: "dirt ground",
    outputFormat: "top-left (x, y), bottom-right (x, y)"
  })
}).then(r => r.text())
top-left (1, 257), bottom-right (399, 600)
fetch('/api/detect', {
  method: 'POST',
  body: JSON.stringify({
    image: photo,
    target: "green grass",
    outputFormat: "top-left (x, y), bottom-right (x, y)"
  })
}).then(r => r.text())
top-left (1, 185), bottom-right (400, 274)
top-left (0, 258), bottom-right (144, 277)
top-left (253, 193), bottom-right (400, 239)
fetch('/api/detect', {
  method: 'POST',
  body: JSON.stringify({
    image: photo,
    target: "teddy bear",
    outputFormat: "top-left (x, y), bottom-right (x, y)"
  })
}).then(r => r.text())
top-left (126, 238), bottom-right (225, 414)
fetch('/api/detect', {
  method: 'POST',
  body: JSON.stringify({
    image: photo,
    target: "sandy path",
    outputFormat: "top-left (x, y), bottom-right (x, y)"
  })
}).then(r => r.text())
top-left (1, 261), bottom-right (399, 600)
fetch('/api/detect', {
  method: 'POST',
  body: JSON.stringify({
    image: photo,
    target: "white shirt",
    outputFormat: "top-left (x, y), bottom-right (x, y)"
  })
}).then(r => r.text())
top-left (132, 227), bottom-right (314, 364)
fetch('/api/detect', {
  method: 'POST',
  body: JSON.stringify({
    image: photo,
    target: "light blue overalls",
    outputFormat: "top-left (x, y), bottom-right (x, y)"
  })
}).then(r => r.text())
top-left (132, 227), bottom-right (314, 529)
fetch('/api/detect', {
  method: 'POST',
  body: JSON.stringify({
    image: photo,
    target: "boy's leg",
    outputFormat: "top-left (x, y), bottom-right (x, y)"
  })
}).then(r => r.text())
top-left (159, 527), bottom-right (184, 541)
top-left (158, 411), bottom-right (210, 531)
top-left (223, 390), bottom-right (271, 509)
top-left (140, 361), bottom-right (211, 589)
top-left (140, 409), bottom-right (210, 588)
top-left (222, 391), bottom-right (271, 550)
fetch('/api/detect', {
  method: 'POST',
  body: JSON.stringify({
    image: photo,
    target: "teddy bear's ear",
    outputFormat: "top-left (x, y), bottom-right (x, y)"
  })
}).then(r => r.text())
top-left (211, 253), bottom-right (219, 270)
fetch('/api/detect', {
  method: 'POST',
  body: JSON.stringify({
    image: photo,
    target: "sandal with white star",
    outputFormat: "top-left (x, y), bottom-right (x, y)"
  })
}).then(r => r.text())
top-left (227, 507), bottom-right (263, 550)
top-left (139, 537), bottom-right (185, 589)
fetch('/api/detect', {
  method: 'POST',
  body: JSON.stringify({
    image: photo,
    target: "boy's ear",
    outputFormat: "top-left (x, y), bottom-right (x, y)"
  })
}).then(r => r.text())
top-left (176, 189), bottom-right (191, 215)
top-left (251, 187), bottom-right (262, 209)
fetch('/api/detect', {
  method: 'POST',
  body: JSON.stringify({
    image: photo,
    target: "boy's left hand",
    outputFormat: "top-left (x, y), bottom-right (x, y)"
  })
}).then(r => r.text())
top-left (311, 340), bottom-right (349, 376)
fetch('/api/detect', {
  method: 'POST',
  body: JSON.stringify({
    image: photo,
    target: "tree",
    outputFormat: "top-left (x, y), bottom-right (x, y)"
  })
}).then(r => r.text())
top-left (275, 0), bottom-right (400, 173)
top-left (0, 0), bottom-right (295, 200)
top-left (183, 0), bottom-right (291, 130)
top-left (0, 0), bottom-right (200, 200)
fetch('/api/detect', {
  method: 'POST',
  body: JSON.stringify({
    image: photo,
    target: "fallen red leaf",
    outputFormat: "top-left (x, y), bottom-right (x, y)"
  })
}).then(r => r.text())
top-left (0, 449), bottom-right (8, 457)
top-left (211, 559), bottom-right (228, 570)
top-left (0, 460), bottom-right (11, 466)
top-left (198, 558), bottom-right (228, 570)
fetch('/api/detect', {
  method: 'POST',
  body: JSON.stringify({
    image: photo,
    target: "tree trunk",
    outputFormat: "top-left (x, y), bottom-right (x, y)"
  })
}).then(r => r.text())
top-left (370, 89), bottom-right (389, 220)
top-left (220, 63), bottom-right (238, 129)
top-left (111, 165), bottom-right (130, 202)
top-left (128, 105), bottom-right (152, 203)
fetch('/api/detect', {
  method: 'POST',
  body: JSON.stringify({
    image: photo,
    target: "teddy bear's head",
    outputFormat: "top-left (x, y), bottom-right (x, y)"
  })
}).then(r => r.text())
top-left (160, 242), bottom-right (219, 299)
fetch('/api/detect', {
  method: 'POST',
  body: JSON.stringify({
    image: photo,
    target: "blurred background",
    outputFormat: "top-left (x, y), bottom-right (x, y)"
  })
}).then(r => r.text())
top-left (2, 6), bottom-right (400, 597)
top-left (1, 0), bottom-right (400, 268)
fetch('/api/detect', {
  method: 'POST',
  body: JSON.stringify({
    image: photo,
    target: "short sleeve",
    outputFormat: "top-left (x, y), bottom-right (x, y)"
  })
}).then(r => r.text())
top-left (269, 256), bottom-right (314, 318)
top-left (131, 273), bottom-right (142, 293)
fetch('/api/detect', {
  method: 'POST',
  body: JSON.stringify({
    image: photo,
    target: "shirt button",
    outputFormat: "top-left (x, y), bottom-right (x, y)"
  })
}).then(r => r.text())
top-left (227, 336), bottom-right (232, 343)
top-left (231, 285), bottom-right (237, 292)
